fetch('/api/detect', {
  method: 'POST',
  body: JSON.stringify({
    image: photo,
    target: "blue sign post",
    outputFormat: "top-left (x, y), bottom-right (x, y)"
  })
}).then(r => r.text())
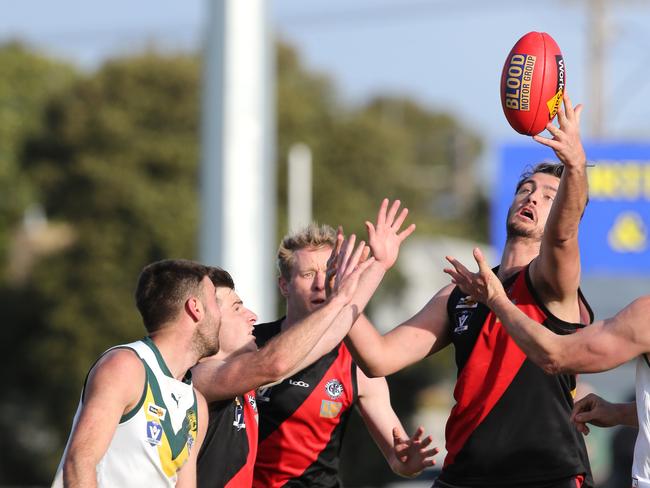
top-left (494, 143), bottom-right (650, 275)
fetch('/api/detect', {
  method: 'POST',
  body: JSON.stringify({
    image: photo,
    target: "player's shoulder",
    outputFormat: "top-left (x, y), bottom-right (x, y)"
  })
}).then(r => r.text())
top-left (94, 347), bottom-right (144, 375)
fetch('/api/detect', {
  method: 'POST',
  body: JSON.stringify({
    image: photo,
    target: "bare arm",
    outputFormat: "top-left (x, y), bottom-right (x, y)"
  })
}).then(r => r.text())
top-left (356, 370), bottom-right (439, 478)
top-left (193, 240), bottom-right (374, 402)
top-left (572, 393), bottom-right (638, 435)
top-left (63, 349), bottom-right (144, 487)
top-left (175, 390), bottom-right (208, 488)
top-left (530, 94), bottom-right (588, 312)
top-left (346, 285), bottom-right (453, 377)
top-left (344, 199), bottom-right (452, 377)
top-left (446, 248), bottom-right (650, 374)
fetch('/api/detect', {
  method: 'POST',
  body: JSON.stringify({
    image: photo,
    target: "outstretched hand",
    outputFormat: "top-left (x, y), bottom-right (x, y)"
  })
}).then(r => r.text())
top-left (443, 247), bottom-right (505, 308)
top-left (391, 426), bottom-right (439, 478)
top-left (330, 233), bottom-right (374, 303)
top-left (367, 198), bottom-right (416, 271)
top-left (533, 92), bottom-right (586, 169)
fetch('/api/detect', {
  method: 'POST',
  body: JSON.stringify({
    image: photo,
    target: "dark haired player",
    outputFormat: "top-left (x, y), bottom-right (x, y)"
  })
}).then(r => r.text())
top-left (343, 95), bottom-right (595, 488)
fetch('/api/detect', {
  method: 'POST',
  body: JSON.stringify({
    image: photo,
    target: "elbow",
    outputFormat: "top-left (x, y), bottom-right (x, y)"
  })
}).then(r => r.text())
top-left (539, 352), bottom-right (574, 376)
top-left (264, 353), bottom-right (293, 382)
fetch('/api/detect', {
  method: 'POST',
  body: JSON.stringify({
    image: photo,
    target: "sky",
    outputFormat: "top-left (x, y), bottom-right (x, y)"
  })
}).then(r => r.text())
top-left (3, 0), bottom-right (650, 146)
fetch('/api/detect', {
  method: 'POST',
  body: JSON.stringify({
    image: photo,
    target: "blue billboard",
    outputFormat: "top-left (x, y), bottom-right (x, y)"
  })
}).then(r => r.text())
top-left (493, 143), bottom-right (650, 275)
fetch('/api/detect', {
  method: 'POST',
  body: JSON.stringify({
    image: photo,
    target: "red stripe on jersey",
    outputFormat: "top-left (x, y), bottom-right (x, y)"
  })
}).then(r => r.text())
top-left (443, 271), bottom-right (547, 467)
top-left (253, 345), bottom-right (354, 488)
top-left (225, 391), bottom-right (259, 488)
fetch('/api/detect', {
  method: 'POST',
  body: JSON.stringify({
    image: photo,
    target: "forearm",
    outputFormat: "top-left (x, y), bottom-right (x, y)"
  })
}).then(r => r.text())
top-left (260, 293), bottom-right (349, 379)
top-left (302, 262), bottom-right (387, 363)
top-left (490, 295), bottom-right (569, 374)
top-left (63, 456), bottom-right (98, 488)
top-left (548, 165), bottom-right (588, 242)
top-left (612, 401), bottom-right (638, 427)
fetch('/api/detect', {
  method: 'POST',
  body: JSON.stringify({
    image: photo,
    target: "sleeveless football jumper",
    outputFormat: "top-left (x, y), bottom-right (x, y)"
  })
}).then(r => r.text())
top-left (438, 266), bottom-right (594, 488)
top-left (253, 318), bottom-right (357, 488)
top-left (52, 337), bottom-right (198, 488)
top-left (197, 390), bottom-right (259, 488)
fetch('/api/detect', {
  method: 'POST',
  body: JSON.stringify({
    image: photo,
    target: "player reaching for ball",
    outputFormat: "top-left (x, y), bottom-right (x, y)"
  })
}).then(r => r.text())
top-left (342, 94), bottom-right (595, 488)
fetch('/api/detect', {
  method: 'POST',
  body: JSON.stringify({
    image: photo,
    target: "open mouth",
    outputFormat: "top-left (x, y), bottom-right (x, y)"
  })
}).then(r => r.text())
top-left (311, 298), bottom-right (326, 305)
top-left (519, 207), bottom-right (535, 221)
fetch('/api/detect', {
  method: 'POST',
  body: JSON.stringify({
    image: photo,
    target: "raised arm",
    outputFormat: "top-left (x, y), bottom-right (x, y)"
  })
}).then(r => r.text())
top-left (356, 370), bottom-right (439, 478)
top-left (63, 349), bottom-right (145, 487)
top-left (344, 198), bottom-right (452, 377)
top-left (445, 247), bottom-right (650, 374)
top-left (193, 239), bottom-right (375, 402)
top-left (530, 94), bottom-right (588, 304)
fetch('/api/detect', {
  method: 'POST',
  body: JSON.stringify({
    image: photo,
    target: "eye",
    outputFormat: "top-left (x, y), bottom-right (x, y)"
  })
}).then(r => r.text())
top-left (544, 194), bottom-right (555, 201)
top-left (302, 271), bottom-right (315, 279)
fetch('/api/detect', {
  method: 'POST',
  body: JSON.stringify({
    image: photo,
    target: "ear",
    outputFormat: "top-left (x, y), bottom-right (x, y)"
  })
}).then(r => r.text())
top-left (185, 296), bottom-right (203, 323)
top-left (278, 276), bottom-right (290, 298)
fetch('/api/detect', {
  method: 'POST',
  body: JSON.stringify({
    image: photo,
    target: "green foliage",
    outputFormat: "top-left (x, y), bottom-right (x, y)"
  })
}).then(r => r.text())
top-left (0, 42), bottom-right (76, 279)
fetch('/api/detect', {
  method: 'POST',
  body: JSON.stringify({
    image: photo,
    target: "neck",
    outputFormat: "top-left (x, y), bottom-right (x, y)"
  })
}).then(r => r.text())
top-left (282, 310), bottom-right (302, 330)
top-left (148, 328), bottom-right (200, 381)
top-left (499, 236), bottom-right (540, 280)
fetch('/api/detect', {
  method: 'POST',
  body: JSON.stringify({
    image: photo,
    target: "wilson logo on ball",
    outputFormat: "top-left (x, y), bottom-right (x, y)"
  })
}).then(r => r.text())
top-left (500, 31), bottom-right (566, 136)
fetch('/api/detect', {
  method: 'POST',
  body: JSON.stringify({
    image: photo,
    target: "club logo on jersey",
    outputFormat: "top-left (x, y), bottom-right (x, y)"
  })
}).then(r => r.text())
top-left (320, 400), bottom-right (343, 418)
top-left (233, 397), bottom-right (246, 431)
top-left (453, 310), bottom-right (472, 334)
top-left (289, 379), bottom-right (310, 388)
top-left (324, 379), bottom-right (344, 400)
top-left (246, 393), bottom-right (258, 412)
top-left (146, 420), bottom-right (163, 446)
top-left (455, 296), bottom-right (478, 309)
top-left (146, 402), bottom-right (167, 421)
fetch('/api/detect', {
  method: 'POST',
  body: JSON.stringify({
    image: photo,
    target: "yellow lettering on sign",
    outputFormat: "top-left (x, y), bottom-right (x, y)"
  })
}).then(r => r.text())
top-left (588, 161), bottom-right (650, 200)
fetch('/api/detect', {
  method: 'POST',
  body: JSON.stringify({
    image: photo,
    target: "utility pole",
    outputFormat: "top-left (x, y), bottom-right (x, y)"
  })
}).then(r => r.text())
top-left (587, 0), bottom-right (607, 139)
top-left (200, 0), bottom-right (276, 321)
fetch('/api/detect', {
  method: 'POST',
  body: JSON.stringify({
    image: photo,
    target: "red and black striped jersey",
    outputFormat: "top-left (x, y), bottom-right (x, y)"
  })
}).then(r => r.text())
top-left (253, 319), bottom-right (357, 488)
top-left (439, 265), bottom-right (594, 488)
top-left (197, 390), bottom-right (258, 488)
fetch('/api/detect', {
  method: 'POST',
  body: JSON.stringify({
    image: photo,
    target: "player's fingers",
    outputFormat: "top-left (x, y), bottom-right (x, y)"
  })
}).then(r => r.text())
top-left (393, 207), bottom-right (409, 230)
top-left (419, 435), bottom-right (433, 448)
top-left (376, 198), bottom-right (389, 227)
top-left (365, 221), bottom-right (376, 243)
top-left (446, 255), bottom-right (472, 277)
top-left (532, 134), bottom-right (561, 150)
top-left (398, 223), bottom-right (416, 241)
top-left (386, 199), bottom-right (401, 225)
top-left (360, 244), bottom-right (371, 263)
top-left (563, 92), bottom-right (574, 115)
top-left (573, 103), bottom-right (583, 125)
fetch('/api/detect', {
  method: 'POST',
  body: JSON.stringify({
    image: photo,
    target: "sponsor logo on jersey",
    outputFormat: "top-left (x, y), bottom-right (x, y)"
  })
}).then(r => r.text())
top-left (186, 409), bottom-right (197, 433)
top-left (289, 379), bottom-right (310, 388)
top-left (170, 392), bottom-right (183, 407)
top-left (320, 400), bottom-right (343, 418)
top-left (325, 379), bottom-right (344, 400)
top-left (453, 310), bottom-right (472, 334)
top-left (455, 296), bottom-right (478, 309)
top-left (233, 397), bottom-right (246, 431)
top-left (146, 402), bottom-right (167, 420)
top-left (256, 386), bottom-right (271, 403)
top-left (146, 420), bottom-right (163, 446)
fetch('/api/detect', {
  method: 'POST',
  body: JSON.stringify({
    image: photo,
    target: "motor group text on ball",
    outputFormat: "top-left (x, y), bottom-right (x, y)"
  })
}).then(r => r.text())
top-left (504, 54), bottom-right (536, 111)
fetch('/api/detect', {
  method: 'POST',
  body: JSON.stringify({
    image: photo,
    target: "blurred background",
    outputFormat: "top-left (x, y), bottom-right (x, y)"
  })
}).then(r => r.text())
top-left (1, 0), bottom-right (649, 486)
